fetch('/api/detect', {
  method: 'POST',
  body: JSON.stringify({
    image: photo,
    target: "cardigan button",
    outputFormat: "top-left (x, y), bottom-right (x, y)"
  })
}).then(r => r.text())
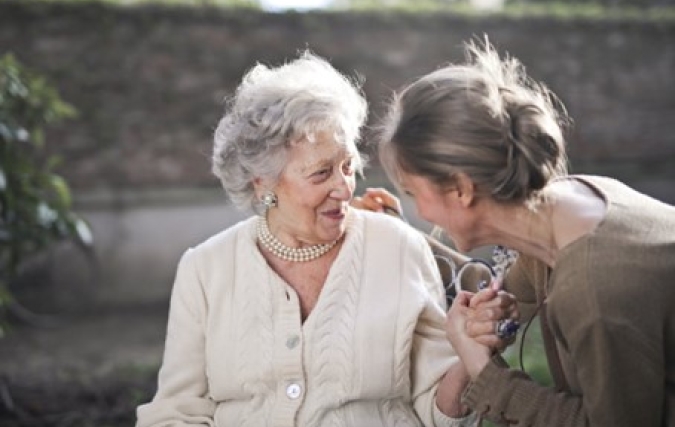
top-left (286, 383), bottom-right (302, 399)
top-left (286, 335), bottom-right (300, 349)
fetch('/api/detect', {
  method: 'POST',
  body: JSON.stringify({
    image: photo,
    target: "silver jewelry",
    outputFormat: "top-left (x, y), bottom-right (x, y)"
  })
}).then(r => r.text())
top-left (261, 191), bottom-right (278, 210)
top-left (495, 318), bottom-right (520, 340)
top-left (257, 214), bottom-right (338, 262)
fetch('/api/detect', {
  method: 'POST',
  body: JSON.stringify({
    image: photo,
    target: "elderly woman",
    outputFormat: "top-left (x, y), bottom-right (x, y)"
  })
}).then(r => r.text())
top-left (136, 52), bottom-right (515, 427)
top-left (378, 39), bottom-right (675, 426)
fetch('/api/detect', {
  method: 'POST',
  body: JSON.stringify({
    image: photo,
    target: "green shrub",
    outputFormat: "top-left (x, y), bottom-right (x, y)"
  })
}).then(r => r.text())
top-left (0, 53), bottom-right (93, 336)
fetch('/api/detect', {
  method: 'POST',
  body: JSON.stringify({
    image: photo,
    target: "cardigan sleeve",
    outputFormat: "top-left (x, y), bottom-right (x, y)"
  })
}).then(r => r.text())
top-left (136, 249), bottom-right (216, 427)
top-left (407, 231), bottom-right (479, 427)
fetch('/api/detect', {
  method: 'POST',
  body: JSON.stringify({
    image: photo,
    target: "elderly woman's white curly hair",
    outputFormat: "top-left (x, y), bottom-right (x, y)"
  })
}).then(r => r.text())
top-left (212, 51), bottom-right (368, 212)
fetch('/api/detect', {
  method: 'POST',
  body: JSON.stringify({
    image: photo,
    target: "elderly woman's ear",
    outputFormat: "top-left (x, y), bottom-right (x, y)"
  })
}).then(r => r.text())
top-left (252, 177), bottom-right (264, 198)
top-left (253, 177), bottom-right (275, 197)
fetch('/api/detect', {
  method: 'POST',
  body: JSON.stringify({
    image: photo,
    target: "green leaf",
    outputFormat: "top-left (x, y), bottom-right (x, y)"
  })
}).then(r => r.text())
top-left (49, 175), bottom-right (72, 209)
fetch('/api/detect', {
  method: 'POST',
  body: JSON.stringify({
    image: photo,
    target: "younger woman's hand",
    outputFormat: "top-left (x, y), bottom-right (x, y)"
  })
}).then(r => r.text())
top-left (351, 187), bottom-right (403, 218)
top-left (465, 286), bottom-right (520, 351)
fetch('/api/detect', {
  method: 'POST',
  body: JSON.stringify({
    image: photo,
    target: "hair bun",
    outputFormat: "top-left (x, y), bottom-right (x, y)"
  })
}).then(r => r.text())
top-left (491, 88), bottom-right (567, 201)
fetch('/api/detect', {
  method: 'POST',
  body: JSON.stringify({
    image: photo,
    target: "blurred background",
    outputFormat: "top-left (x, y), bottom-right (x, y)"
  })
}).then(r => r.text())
top-left (0, 0), bottom-right (673, 425)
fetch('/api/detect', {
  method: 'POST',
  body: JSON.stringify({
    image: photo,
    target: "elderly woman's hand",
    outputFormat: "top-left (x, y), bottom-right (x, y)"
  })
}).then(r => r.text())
top-left (465, 284), bottom-right (520, 352)
top-left (445, 291), bottom-right (493, 379)
top-left (351, 187), bottom-right (403, 218)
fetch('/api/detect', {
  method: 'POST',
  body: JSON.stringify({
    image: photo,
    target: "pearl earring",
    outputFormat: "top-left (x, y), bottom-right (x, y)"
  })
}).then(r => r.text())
top-left (261, 191), bottom-right (278, 210)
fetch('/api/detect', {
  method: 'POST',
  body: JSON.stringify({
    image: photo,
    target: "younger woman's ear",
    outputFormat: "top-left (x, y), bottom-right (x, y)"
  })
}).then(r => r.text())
top-left (454, 172), bottom-right (475, 207)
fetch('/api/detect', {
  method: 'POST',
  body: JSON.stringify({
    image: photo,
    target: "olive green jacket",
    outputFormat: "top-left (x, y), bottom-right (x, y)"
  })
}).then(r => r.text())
top-left (463, 175), bottom-right (675, 426)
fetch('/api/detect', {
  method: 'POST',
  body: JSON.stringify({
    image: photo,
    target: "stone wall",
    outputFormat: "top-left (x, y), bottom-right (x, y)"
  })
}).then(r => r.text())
top-left (2, 1), bottom-right (674, 308)
top-left (2, 1), bottom-right (674, 196)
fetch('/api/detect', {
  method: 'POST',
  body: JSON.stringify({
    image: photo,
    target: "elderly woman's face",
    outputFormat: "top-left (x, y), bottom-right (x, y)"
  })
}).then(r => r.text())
top-left (267, 130), bottom-right (357, 246)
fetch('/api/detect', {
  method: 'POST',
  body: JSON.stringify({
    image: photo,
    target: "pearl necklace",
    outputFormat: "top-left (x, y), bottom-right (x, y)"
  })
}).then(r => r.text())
top-left (257, 215), bottom-right (338, 262)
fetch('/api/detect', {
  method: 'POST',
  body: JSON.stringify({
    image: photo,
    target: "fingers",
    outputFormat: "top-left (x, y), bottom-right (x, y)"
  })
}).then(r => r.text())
top-left (450, 290), bottom-right (474, 309)
top-left (465, 316), bottom-right (519, 351)
top-left (445, 291), bottom-right (476, 345)
top-left (471, 302), bottom-right (519, 323)
top-left (350, 194), bottom-right (386, 213)
top-left (468, 288), bottom-right (498, 309)
top-left (464, 290), bottom-right (520, 352)
top-left (352, 188), bottom-right (406, 219)
top-left (473, 332), bottom-right (517, 350)
top-left (350, 196), bottom-right (365, 210)
top-left (469, 300), bottom-right (519, 324)
top-left (444, 300), bottom-right (494, 379)
top-left (447, 277), bottom-right (519, 354)
top-left (470, 290), bottom-right (518, 315)
top-left (364, 187), bottom-right (403, 213)
top-left (465, 317), bottom-right (498, 337)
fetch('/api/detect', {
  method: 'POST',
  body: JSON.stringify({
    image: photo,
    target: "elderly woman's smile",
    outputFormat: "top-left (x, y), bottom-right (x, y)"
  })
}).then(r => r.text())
top-left (264, 130), bottom-right (357, 248)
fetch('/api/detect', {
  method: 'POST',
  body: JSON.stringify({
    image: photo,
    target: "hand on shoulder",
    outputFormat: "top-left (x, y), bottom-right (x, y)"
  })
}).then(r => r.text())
top-left (352, 187), bottom-right (404, 219)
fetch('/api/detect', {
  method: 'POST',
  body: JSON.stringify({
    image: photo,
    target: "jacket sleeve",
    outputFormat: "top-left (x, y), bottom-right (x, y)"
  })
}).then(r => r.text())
top-left (462, 354), bottom-right (586, 426)
top-left (462, 246), bottom-right (665, 426)
top-left (136, 249), bottom-right (216, 427)
top-left (460, 252), bottom-right (589, 426)
top-left (407, 231), bottom-right (479, 427)
top-left (462, 313), bottom-right (663, 427)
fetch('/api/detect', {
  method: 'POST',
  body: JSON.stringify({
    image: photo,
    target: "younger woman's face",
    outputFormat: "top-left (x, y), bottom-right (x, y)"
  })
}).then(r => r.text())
top-left (399, 172), bottom-right (477, 252)
top-left (264, 130), bottom-right (358, 247)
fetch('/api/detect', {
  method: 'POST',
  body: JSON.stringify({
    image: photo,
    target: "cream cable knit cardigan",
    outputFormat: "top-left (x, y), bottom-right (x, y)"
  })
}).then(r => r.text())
top-left (136, 209), bottom-right (476, 427)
